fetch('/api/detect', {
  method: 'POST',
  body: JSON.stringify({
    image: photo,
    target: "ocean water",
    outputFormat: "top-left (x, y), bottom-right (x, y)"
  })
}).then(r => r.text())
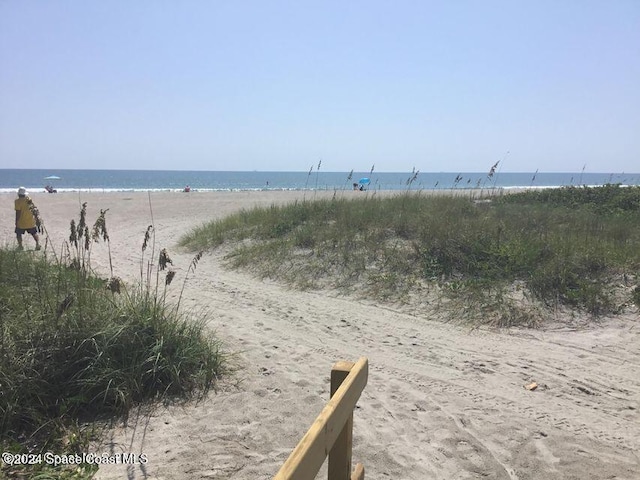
top-left (1, 169), bottom-right (638, 194)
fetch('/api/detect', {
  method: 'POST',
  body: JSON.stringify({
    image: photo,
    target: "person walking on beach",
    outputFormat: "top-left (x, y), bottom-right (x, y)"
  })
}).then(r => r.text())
top-left (15, 187), bottom-right (41, 250)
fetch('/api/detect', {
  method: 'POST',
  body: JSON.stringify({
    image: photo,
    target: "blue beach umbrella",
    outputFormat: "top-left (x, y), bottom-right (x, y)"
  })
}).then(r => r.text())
top-left (358, 177), bottom-right (371, 185)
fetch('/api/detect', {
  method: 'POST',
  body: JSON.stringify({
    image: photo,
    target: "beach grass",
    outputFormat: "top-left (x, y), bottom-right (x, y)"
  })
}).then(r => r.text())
top-left (0, 205), bottom-right (227, 479)
top-left (180, 184), bottom-right (640, 326)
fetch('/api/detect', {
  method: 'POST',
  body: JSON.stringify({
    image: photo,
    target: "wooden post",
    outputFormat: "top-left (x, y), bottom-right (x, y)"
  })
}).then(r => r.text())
top-left (274, 357), bottom-right (368, 480)
top-left (328, 361), bottom-right (355, 480)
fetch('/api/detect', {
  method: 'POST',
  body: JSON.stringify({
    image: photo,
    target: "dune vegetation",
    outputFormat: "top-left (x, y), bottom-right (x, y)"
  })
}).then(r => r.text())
top-left (180, 184), bottom-right (640, 327)
top-left (0, 204), bottom-right (227, 479)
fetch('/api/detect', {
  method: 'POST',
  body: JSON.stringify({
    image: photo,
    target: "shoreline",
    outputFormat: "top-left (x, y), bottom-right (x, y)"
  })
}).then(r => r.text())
top-left (1, 183), bottom-right (637, 195)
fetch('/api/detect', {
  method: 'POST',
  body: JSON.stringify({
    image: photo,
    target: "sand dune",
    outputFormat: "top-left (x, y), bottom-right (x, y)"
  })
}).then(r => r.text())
top-left (1, 190), bottom-right (638, 479)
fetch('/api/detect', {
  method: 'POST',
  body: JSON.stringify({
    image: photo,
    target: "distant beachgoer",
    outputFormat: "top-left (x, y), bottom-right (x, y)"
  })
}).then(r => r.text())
top-left (353, 183), bottom-right (359, 191)
top-left (184, 185), bottom-right (191, 192)
top-left (14, 187), bottom-right (41, 250)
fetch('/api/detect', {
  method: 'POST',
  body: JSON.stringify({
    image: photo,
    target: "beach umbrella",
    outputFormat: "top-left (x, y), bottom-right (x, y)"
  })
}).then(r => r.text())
top-left (358, 177), bottom-right (371, 185)
top-left (44, 175), bottom-right (60, 193)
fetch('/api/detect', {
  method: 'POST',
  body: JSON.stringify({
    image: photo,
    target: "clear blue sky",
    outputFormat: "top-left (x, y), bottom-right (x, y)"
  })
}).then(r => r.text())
top-left (1, 1), bottom-right (638, 173)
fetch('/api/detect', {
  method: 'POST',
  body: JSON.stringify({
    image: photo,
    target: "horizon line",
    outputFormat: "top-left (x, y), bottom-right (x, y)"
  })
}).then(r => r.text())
top-left (1, 168), bottom-right (637, 175)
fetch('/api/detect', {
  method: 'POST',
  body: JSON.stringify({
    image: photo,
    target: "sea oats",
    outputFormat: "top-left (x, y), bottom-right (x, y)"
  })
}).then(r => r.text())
top-left (77, 202), bottom-right (87, 239)
top-left (26, 197), bottom-right (44, 231)
top-left (92, 209), bottom-right (110, 242)
top-left (159, 248), bottom-right (173, 271)
top-left (106, 276), bottom-right (122, 293)
top-left (190, 251), bottom-right (204, 272)
top-left (142, 225), bottom-right (153, 252)
top-left (69, 220), bottom-right (78, 247)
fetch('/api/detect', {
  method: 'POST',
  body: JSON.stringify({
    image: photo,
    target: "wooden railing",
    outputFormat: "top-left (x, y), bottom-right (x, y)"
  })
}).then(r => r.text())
top-left (274, 357), bottom-right (369, 480)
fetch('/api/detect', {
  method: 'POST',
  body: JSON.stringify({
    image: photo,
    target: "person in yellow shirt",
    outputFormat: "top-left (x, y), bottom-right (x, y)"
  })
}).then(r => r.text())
top-left (15, 187), bottom-right (41, 250)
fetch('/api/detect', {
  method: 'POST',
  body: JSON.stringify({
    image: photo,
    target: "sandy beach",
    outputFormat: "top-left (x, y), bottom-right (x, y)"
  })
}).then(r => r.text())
top-left (1, 190), bottom-right (638, 480)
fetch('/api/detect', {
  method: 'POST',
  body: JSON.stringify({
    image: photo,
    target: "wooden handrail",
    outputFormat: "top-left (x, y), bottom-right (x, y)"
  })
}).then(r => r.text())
top-left (274, 357), bottom-right (368, 480)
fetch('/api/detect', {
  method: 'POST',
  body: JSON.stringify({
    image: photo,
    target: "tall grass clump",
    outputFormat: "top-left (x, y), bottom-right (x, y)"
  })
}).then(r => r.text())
top-left (180, 185), bottom-right (640, 326)
top-left (1, 203), bottom-right (226, 478)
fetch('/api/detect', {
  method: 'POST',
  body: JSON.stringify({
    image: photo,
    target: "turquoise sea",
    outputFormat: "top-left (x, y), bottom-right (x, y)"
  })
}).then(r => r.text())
top-left (1, 169), bottom-right (638, 194)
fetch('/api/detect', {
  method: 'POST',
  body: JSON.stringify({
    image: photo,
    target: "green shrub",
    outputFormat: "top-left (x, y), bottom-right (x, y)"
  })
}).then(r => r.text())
top-left (1, 203), bottom-right (227, 479)
top-left (180, 189), bottom-right (640, 325)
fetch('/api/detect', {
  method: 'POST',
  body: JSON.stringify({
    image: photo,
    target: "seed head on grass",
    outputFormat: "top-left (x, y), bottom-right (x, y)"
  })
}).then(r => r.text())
top-left (142, 225), bottom-right (153, 252)
top-left (69, 220), bottom-right (78, 247)
top-left (165, 270), bottom-right (176, 286)
top-left (190, 251), bottom-right (204, 272)
top-left (106, 276), bottom-right (123, 293)
top-left (406, 167), bottom-right (419, 189)
top-left (26, 197), bottom-right (44, 232)
top-left (488, 161), bottom-right (499, 179)
top-left (315, 159), bottom-right (322, 191)
top-left (303, 164), bottom-right (314, 200)
top-left (159, 248), bottom-right (173, 271)
top-left (92, 209), bottom-right (110, 242)
top-left (77, 202), bottom-right (87, 240)
top-left (175, 251), bottom-right (204, 311)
